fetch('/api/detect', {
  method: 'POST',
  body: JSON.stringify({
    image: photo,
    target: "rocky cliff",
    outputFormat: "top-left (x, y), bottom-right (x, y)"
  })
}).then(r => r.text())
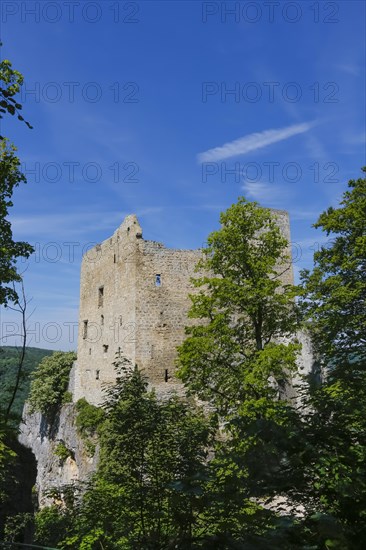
top-left (19, 402), bottom-right (98, 507)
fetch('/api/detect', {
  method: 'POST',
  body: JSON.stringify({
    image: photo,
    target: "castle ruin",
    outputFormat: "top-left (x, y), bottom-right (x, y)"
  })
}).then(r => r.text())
top-left (70, 209), bottom-right (294, 406)
top-left (20, 208), bottom-right (313, 506)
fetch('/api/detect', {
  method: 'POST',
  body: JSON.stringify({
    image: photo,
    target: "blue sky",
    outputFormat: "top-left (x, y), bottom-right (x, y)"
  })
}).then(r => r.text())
top-left (0, 0), bottom-right (365, 350)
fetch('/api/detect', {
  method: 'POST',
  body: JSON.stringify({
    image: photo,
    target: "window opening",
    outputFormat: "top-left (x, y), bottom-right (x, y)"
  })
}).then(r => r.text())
top-left (83, 320), bottom-right (88, 339)
top-left (98, 286), bottom-right (104, 307)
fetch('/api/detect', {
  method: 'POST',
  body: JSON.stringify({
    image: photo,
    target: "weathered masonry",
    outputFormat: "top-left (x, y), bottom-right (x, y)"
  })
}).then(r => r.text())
top-left (70, 210), bottom-right (294, 405)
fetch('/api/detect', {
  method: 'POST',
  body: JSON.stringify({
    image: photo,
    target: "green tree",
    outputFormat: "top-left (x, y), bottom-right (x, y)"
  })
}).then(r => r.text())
top-left (301, 167), bottom-right (366, 365)
top-left (0, 46), bottom-right (34, 304)
top-left (75, 398), bottom-right (105, 456)
top-left (0, 140), bottom-right (34, 305)
top-left (0, 346), bottom-right (53, 427)
top-left (0, 48), bottom-right (33, 136)
top-left (0, 426), bottom-right (16, 506)
top-left (0, 61), bottom-right (33, 426)
top-left (177, 198), bottom-right (299, 412)
top-left (34, 505), bottom-right (71, 548)
top-left (43, 355), bottom-right (212, 549)
top-left (0, 50), bottom-right (35, 541)
top-left (28, 351), bottom-right (76, 422)
top-left (298, 168), bottom-right (366, 548)
top-left (176, 198), bottom-right (306, 543)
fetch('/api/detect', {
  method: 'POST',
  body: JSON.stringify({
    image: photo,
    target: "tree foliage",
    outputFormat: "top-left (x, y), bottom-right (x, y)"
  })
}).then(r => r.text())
top-left (176, 198), bottom-right (306, 543)
top-left (177, 198), bottom-right (300, 414)
top-left (301, 167), bottom-right (366, 364)
top-left (28, 351), bottom-right (76, 421)
top-left (298, 168), bottom-right (366, 548)
top-left (0, 50), bottom-right (36, 539)
top-left (0, 47), bottom-right (33, 137)
top-left (0, 140), bottom-right (34, 306)
top-left (0, 427), bottom-right (16, 506)
top-left (75, 398), bottom-right (105, 456)
top-left (0, 46), bottom-right (34, 304)
top-left (35, 356), bottom-right (212, 549)
top-left (0, 346), bottom-right (53, 423)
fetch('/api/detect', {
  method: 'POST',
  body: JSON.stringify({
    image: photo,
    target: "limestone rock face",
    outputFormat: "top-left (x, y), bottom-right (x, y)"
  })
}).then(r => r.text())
top-left (19, 403), bottom-right (98, 506)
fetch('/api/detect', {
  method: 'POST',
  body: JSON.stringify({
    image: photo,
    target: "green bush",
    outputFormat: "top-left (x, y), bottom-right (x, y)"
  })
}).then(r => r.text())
top-left (54, 442), bottom-right (72, 463)
top-left (75, 398), bottom-right (105, 437)
top-left (4, 512), bottom-right (33, 543)
top-left (75, 398), bottom-right (105, 456)
top-left (28, 351), bottom-right (76, 421)
top-left (84, 439), bottom-right (96, 457)
top-left (34, 505), bottom-right (70, 547)
top-left (62, 391), bottom-right (73, 404)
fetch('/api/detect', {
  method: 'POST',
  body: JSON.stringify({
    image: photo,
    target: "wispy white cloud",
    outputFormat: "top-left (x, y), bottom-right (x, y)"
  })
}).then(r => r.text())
top-left (241, 180), bottom-right (295, 207)
top-left (11, 211), bottom-right (125, 239)
top-left (336, 63), bottom-right (361, 76)
top-left (303, 133), bottom-right (328, 161)
top-left (342, 132), bottom-right (366, 146)
top-left (10, 207), bottom-right (164, 240)
top-left (197, 122), bottom-right (315, 163)
top-left (290, 209), bottom-right (321, 222)
top-left (242, 181), bottom-right (282, 203)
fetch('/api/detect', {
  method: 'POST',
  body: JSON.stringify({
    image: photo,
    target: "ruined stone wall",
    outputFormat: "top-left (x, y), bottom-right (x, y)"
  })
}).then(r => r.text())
top-left (72, 213), bottom-right (203, 405)
top-left (71, 210), bottom-right (294, 406)
top-left (73, 215), bottom-right (141, 405)
top-left (267, 208), bottom-right (294, 286)
top-left (135, 242), bottom-right (202, 396)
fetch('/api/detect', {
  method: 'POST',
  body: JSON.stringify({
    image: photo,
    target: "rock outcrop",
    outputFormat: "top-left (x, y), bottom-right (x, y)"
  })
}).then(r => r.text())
top-left (19, 403), bottom-right (98, 506)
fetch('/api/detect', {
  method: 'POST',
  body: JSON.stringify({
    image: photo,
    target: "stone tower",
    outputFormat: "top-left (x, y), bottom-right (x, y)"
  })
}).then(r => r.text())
top-left (70, 210), bottom-right (294, 405)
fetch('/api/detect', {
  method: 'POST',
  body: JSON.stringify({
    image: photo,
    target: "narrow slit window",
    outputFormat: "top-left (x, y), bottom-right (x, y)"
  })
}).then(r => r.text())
top-left (89, 348), bottom-right (91, 355)
top-left (83, 320), bottom-right (88, 339)
top-left (155, 274), bottom-right (161, 287)
top-left (98, 286), bottom-right (104, 307)
top-left (103, 344), bottom-right (108, 354)
top-left (113, 254), bottom-right (116, 263)
top-left (101, 314), bottom-right (104, 326)
top-left (164, 369), bottom-right (169, 382)
top-left (96, 370), bottom-right (100, 380)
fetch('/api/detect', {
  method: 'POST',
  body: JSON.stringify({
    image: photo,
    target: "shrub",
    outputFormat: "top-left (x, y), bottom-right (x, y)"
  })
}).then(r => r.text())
top-left (62, 391), bottom-right (73, 404)
top-left (75, 398), bottom-right (105, 456)
top-left (54, 442), bottom-right (72, 463)
top-left (28, 351), bottom-right (76, 421)
top-left (34, 505), bottom-right (70, 547)
top-left (75, 398), bottom-right (105, 437)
